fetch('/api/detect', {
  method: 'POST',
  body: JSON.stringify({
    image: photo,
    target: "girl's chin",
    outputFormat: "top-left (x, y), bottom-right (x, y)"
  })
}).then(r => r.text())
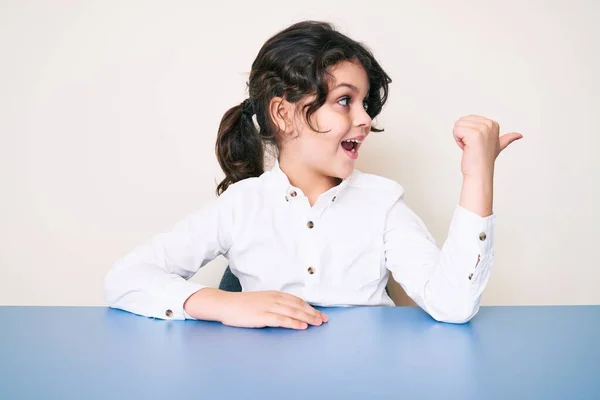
top-left (331, 162), bottom-right (355, 180)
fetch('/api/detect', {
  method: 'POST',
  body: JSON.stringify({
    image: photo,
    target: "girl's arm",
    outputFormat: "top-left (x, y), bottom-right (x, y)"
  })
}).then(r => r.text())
top-left (385, 115), bottom-right (521, 323)
top-left (384, 200), bottom-right (494, 323)
top-left (104, 190), bottom-right (236, 320)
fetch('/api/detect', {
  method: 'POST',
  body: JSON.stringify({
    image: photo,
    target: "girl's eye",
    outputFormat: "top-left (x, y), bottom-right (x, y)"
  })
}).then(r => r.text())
top-left (337, 96), bottom-right (350, 107)
top-left (337, 96), bottom-right (369, 112)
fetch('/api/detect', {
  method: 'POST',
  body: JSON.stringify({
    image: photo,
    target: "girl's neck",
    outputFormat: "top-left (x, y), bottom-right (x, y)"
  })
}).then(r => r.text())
top-left (278, 158), bottom-right (340, 206)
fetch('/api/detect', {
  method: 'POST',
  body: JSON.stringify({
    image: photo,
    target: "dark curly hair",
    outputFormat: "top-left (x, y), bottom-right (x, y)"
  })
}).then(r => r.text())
top-left (215, 20), bottom-right (392, 195)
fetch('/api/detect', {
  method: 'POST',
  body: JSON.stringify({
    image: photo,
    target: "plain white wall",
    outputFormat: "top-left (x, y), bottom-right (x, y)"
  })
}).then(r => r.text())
top-left (1, 0), bottom-right (598, 307)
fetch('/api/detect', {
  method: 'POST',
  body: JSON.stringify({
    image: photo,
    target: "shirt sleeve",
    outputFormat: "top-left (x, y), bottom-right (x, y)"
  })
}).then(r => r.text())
top-left (384, 200), bottom-right (495, 323)
top-left (104, 190), bottom-right (236, 320)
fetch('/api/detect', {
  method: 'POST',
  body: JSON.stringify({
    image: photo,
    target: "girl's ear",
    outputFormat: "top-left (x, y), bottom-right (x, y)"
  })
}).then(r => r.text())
top-left (269, 97), bottom-right (295, 137)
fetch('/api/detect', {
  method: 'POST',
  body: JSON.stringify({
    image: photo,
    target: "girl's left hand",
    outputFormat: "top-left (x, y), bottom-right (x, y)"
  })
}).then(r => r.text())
top-left (453, 115), bottom-right (523, 179)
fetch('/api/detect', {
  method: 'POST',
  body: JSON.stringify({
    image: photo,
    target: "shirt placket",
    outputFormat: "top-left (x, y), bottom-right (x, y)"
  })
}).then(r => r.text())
top-left (285, 187), bottom-right (324, 294)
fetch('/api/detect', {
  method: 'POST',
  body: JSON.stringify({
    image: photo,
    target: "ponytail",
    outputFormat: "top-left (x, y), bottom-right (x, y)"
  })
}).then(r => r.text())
top-left (215, 99), bottom-right (264, 195)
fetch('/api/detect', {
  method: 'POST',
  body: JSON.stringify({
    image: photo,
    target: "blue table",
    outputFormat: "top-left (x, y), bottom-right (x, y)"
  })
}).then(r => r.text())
top-left (0, 306), bottom-right (598, 399)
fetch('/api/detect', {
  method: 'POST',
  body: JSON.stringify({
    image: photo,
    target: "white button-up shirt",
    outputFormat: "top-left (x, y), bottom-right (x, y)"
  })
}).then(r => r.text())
top-left (105, 162), bottom-right (495, 323)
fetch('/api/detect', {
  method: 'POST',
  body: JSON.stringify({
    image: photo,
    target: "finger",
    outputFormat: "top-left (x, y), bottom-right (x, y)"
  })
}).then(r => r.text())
top-left (265, 313), bottom-right (308, 330)
top-left (269, 303), bottom-right (323, 326)
top-left (454, 137), bottom-right (465, 150)
top-left (276, 292), bottom-right (328, 322)
top-left (280, 295), bottom-right (328, 323)
top-left (457, 116), bottom-right (499, 137)
top-left (461, 115), bottom-right (496, 126)
top-left (455, 120), bottom-right (489, 133)
top-left (453, 125), bottom-right (483, 144)
top-left (499, 132), bottom-right (523, 151)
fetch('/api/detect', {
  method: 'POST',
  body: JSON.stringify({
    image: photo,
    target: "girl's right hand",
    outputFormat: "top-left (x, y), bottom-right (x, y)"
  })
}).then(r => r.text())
top-left (184, 288), bottom-right (328, 330)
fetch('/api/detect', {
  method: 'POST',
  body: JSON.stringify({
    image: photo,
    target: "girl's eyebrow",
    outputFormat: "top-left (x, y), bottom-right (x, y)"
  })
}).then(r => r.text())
top-left (331, 82), bottom-right (370, 96)
top-left (332, 82), bottom-right (360, 92)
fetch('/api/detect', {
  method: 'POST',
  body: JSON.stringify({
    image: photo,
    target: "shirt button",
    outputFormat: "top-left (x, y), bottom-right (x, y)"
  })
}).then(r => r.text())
top-left (468, 273), bottom-right (473, 280)
top-left (307, 266), bottom-right (315, 275)
top-left (165, 309), bottom-right (173, 318)
top-left (332, 196), bottom-right (337, 202)
top-left (290, 191), bottom-right (297, 197)
top-left (479, 232), bottom-right (487, 241)
top-left (307, 221), bottom-right (314, 229)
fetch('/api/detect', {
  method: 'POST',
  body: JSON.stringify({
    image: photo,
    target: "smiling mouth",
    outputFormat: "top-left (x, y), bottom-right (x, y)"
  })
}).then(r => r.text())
top-left (341, 139), bottom-right (362, 153)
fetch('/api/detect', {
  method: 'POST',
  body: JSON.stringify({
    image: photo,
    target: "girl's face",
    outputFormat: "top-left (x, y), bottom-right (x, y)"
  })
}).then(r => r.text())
top-left (280, 60), bottom-right (373, 182)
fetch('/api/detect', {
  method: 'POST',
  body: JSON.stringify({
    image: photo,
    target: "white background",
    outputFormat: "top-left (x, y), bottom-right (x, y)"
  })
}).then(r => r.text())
top-left (1, 0), bottom-right (598, 306)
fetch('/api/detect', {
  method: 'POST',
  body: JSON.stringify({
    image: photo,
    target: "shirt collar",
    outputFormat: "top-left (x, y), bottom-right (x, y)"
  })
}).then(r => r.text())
top-left (269, 159), bottom-right (354, 204)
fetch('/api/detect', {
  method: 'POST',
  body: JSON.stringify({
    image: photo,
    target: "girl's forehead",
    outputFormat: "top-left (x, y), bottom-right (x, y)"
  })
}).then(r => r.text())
top-left (328, 62), bottom-right (370, 92)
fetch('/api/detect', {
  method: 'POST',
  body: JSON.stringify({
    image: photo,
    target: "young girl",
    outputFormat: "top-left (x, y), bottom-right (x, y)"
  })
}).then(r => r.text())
top-left (104, 21), bottom-right (521, 329)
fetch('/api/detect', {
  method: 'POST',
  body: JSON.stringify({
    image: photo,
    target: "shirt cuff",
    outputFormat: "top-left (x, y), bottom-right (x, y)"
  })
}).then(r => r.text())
top-left (155, 276), bottom-right (206, 320)
top-left (448, 205), bottom-right (495, 256)
top-left (443, 205), bottom-right (496, 291)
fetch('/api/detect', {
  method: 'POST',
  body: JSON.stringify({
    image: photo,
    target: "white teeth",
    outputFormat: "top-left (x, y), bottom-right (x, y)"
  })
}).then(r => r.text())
top-left (351, 148), bottom-right (356, 152)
